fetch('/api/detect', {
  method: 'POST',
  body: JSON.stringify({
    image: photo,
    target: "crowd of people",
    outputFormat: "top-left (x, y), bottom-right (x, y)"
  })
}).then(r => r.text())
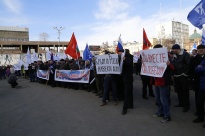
top-left (1, 44), bottom-right (205, 127)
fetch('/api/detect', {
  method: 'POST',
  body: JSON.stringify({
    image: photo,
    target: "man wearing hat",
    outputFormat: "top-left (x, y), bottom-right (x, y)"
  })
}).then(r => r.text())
top-left (171, 44), bottom-right (190, 112)
top-left (190, 44), bottom-right (205, 123)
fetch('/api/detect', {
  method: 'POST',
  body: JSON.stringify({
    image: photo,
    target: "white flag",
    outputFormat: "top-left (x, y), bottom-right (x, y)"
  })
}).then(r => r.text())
top-left (26, 47), bottom-right (31, 64)
top-left (46, 50), bottom-right (51, 61)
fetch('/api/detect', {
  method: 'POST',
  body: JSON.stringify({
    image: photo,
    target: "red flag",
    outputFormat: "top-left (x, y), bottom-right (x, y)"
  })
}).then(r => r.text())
top-left (143, 28), bottom-right (151, 50)
top-left (65, 32), bottom-right (80, 59)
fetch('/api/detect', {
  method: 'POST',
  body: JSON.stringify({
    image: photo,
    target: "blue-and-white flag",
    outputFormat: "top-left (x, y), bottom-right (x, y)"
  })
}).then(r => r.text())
top-left (192, 42), bottom-right (197, 49)
top-left (46, 50), bottom-right (51, 61)
top-left (26, 47), bottom-right (31, 64)
top-left (202, 28), bottom-right (205, 44)
top-left (32, 51), bottom-right (38, 62)
top-left (187, 0), bottom-right (205, 29)
top-left (83, 43), bottom-right (93, 62)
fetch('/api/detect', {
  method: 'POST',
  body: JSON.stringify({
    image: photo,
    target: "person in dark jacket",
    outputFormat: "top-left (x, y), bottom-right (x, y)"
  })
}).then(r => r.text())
top-left (194, 59), bottom-right (205, 128)
top-left (48, 60), bottom-right (56, 87)
top-left (122, 49), bottom-right (134, 115)
top-left (152, 44), bottom-right (175, 123)
top-left (117, 49), bottom-right (124, 101)
top-left (8, 67), bottom-right (18, 88)
top-left (172, 44), bottom-right (190, 112)
top-left (190, 44), bottom-right (205, 116)
top-left (29, 63), bottom-right (36, 82)
top-left (69, 60), bottom-right (79, 90)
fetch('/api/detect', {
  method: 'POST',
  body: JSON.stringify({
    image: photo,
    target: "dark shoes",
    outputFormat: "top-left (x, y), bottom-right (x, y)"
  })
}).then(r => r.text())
top-left (161, 117), bottom-right (171, 123)
top-left (149, 94), bottom-right (155, 97)
top-left (122, 110), bottom-right (127, 115)
top-left (193, 118), bottom-right (204, 123)
top-left (153, 113), bottom-right (164, 118)
top-left (100, 102), bottom-right (107, 106)
top-left (98, 95), bottom-right (102, 98)
top-left (142, 96), bottom-right (149, 100)
top-left (203, 124), bottom-right (205, 128)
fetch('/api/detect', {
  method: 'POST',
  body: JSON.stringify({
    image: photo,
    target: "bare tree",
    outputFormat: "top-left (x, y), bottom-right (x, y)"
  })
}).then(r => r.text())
top-left (39, 32), bottom-right (49, 41)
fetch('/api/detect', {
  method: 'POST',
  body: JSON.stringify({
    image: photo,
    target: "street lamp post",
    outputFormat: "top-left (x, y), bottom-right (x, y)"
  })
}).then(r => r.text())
top-left (53, 26), bottom-right (65, 52)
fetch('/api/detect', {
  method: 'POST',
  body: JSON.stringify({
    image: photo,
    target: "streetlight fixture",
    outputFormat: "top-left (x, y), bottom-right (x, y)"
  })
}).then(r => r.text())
top-left (53, 26), bottom-right (65, 52)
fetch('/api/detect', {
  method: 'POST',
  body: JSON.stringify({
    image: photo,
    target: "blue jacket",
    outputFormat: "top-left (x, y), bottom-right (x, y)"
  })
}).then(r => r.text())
top-left (195, 60), bottom-right (205, 92)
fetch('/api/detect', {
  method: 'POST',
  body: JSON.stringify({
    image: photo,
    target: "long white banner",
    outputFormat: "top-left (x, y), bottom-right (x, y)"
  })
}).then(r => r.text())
top-left (54, 69), bottom-right (90, 83)
top-left (37, 70), bottom-right (50, 80)
top-left (95, 54), bottom-right (120, 74)
top-left (140, 48), bottom-right (168, 77)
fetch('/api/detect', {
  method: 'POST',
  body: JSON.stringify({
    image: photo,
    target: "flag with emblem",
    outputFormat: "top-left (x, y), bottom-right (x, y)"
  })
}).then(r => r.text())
top-left (65, 32), bottom-right (80, 59)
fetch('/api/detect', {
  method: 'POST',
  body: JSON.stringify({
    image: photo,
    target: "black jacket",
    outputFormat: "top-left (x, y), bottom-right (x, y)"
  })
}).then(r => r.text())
top-left (173, 50), bottom-right (190, 76)
top-left (190, 54), bottom-right (205, 78)
top-left (122, 53), bottom-right (133, 82)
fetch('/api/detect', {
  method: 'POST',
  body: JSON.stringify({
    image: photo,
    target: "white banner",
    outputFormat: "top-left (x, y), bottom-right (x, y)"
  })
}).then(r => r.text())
top-left (140, 48), bottom-right (168, 77)
top-left (55, 69), bottom-right (90, 83)
top-left (37, 70), bottom-right (50, 80)
top-left (95, 54), bottom-right (120, 74)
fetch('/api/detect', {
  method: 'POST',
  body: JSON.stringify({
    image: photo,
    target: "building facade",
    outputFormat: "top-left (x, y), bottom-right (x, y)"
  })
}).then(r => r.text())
top-left (107, 42), bottom-right (142, 54)
top-left (156, 21), bottom-right (189, 49)
top-left (0, 26), bottom-right (29, 42)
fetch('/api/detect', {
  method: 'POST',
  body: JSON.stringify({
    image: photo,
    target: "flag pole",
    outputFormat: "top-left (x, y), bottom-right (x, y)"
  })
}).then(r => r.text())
top-left (180, 0), bottom-right (184, 49)
top-left (160, 3), bottom-right (162, 45)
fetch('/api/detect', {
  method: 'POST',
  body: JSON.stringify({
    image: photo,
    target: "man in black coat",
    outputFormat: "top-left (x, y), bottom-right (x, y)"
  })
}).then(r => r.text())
top-left (172, 44), bottom-right (190, 112)
top-left (122, 49), bottom-right (134, 115)
top-left (190, 44), bottom-right (205, 123)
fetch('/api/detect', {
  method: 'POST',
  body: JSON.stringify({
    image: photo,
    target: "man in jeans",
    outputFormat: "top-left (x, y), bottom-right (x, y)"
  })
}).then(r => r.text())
top-left (172, 44), bottom-right (190, 112)
top-left (152, 44), bottom-right (174, 123)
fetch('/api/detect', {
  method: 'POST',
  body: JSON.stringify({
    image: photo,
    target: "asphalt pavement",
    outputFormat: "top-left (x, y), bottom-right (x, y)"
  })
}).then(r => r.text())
top-left (0, 75), bottom-right (204, 136)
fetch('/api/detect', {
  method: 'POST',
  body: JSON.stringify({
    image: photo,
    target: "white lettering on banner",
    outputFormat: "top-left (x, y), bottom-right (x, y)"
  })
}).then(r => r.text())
top-left (194, 3), bottom-right (205, 15)
top-left (95, 54), bottom-right (121, 74)
top-left (140, 48), bottom-right (168, 77)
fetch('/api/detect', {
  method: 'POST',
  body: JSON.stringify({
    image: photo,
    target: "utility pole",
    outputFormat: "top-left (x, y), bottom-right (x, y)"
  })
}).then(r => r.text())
top-left (53, 26), bottom-right (65, 52)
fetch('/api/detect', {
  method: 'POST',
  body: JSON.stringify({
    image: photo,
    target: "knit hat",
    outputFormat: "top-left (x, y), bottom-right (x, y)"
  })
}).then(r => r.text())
top-left (172, 44), bottom-right (181, 49)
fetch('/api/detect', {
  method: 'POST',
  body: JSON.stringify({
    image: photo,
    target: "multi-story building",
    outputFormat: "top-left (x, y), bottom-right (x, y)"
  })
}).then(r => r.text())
top-left (156, 21), bottom-right (189, 49)
top-left (0, 26), bottom-right (29, 42)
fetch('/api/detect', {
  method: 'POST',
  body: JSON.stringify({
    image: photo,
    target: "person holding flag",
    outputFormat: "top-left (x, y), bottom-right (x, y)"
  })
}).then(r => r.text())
top-left (116, 35), bottom-right (125, 101)
top-left (140, 28), bottom-right (155, 99)
top-left (83, 44), bottom-right (96, 92)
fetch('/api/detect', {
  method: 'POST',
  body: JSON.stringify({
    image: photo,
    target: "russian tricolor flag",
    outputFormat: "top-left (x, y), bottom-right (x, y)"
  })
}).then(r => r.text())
top-left (116, 34), bottom-right (124, 53)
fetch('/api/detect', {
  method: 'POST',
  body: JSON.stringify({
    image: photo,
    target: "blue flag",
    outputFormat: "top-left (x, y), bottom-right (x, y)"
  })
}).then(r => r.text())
top-left (187, 0), bottom-right (205, 29)
top-left (83, 44), bottom-right (93, 62)
top-left (202, 28), bottom-right (205, 44)
top-left (193, 42), bottom-right (197, 49)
